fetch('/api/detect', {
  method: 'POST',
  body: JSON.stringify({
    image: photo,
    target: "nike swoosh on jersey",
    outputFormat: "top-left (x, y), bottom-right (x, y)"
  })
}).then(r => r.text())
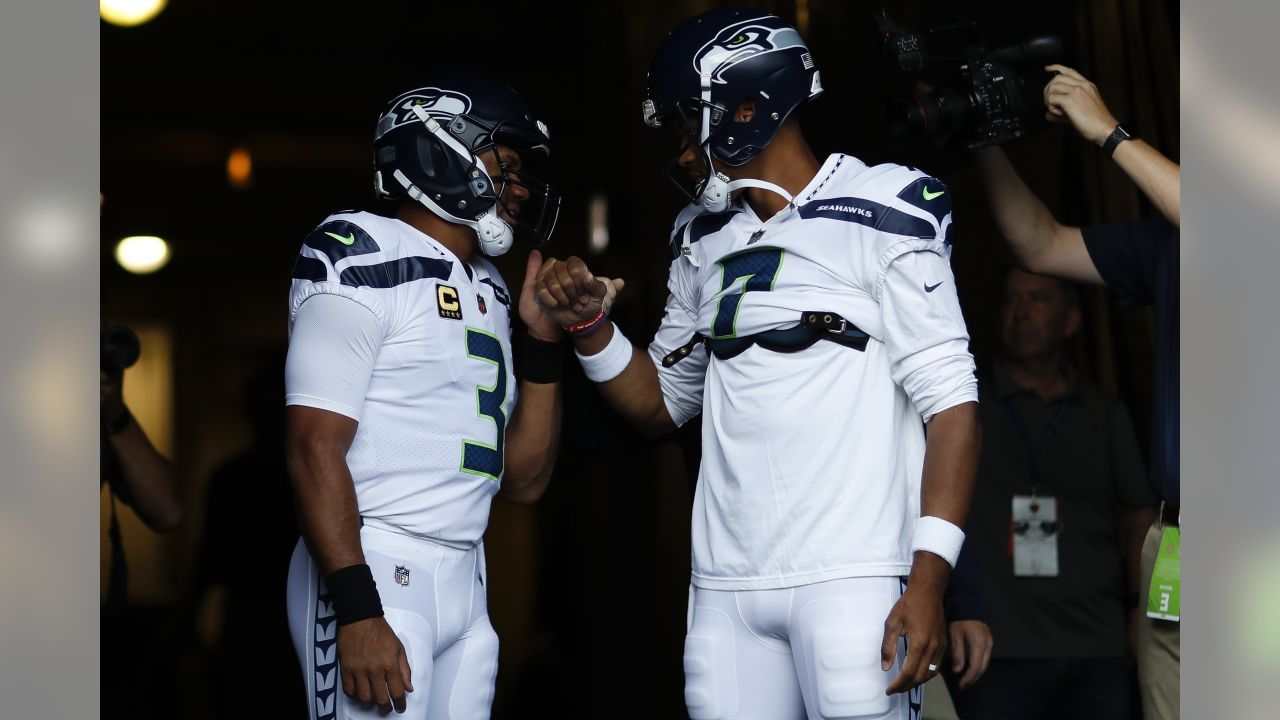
top-left (303, 220), bottom-right (380, 266)
top-left (897, 177), bottom-right (951, 224)
top-left (924, 281), bottom-right (944, 293)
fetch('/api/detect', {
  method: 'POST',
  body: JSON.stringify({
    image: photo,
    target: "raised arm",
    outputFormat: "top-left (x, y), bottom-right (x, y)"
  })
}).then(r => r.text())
top-left (1043, 64), bottom-right (1180, 227)
top-left (500, 250), bottom-right (565, 504)
top-left (973, 146), bottom-right (1102, 284)
top-left (101, 369), bottom-right (184, 532)
top-left (535, 255), bottom-right (679, 437)
top-left (572, 323), bottom-right (677, 436)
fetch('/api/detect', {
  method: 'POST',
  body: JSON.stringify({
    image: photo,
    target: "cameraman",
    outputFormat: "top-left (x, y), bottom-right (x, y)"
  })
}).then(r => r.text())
top-left (101, 326), bottom-right (183, 612)
top-left (101, 339), bottom-right (183, 535)
top-left (101, 326), bottom-right (183, 719)
top-left (975, 64), bottom-right (1179, 720)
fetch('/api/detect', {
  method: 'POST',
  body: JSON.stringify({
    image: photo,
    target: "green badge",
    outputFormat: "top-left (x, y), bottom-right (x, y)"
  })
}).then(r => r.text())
top-left (1146, 526), bottom-right (1181, 622)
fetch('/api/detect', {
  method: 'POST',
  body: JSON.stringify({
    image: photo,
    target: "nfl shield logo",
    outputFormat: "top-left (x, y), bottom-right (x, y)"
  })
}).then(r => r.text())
top-left (477, 295), bottom-right (488, 314)
top-left (394, 565), bottom-right (410, 587)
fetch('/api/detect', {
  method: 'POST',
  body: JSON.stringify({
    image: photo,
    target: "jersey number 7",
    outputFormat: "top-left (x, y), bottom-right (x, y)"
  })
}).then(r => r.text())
top-left (712, 247), bottom-right (785, 338)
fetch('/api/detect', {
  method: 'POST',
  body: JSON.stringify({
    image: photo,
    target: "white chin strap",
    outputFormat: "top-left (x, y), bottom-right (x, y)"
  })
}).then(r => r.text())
top-left (403, 105), bottom-right (514, 257)
top-left (700, 173), bottom-right (796, 214)
top-left (396, 170), bottom-right (513, 256)
top-left (695, 71), bottom-right (795, 215)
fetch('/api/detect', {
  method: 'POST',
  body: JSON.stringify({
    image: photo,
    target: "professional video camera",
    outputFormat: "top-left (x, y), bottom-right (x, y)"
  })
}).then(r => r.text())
top-left (874, 9), bottom-right (1062, 149)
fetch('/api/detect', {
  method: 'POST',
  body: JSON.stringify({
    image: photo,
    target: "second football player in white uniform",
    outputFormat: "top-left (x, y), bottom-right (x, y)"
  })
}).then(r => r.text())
top-left (535, 10), bottom-right (979, 720)
top-left (285, 76), bottom-right (566, 720)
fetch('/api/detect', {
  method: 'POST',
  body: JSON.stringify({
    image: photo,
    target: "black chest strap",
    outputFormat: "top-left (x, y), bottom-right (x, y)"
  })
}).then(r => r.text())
top-left (661, 311), bottom-right (870, 367)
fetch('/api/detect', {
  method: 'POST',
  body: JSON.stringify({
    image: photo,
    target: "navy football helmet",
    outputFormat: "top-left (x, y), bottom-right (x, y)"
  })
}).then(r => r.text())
top-left (643, 9), bottom-right (823, 212)
top-left (373, 75), bottom-right (560, 256)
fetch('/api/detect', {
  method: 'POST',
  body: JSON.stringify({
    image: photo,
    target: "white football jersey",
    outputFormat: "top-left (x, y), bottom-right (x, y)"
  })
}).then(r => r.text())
top-left (286, 211), bottom-right (516, 547)
top-left (649, 154), bottom-right (978, 590)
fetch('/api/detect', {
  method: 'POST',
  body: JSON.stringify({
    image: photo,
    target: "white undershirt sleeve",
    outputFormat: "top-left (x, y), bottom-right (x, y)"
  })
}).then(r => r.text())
top-left (648, 260), bottom-right (709, 428)
top-left (879, 245), bottom-right (978, 422)
top-left (285, 293), bottom-right (386, 421)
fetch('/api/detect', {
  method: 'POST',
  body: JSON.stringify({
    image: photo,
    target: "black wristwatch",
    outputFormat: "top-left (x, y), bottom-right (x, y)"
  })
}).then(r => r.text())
top-left (1101, 122), bottom-right (1137, 157)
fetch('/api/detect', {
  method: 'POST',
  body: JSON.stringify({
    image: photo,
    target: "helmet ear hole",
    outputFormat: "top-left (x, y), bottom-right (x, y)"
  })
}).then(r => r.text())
top-left (415, 134), bottom-right (453, 181)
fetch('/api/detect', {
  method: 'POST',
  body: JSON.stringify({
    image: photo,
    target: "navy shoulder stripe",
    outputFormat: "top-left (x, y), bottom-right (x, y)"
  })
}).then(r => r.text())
top-left (690, 211), bottom-right (737, 243)
top-left (292, 255), bottom-right (328, 281)
top-left (798, 197), bottom-right (936, 238)
top-left (670, 211), bottom-right (737, 259)
top-left (896, 177), bottom-right (950, 224)
top-left (339, 256), bottom-right (452, 289)
top-left (480, 277), bottom-right (511, 308)
top-left (304, 219), bottom-right (381, 266)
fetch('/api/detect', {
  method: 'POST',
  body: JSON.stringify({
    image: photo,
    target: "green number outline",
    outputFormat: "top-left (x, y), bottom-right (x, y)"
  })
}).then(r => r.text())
top-left (711, 246), bottom-right (786, 339)
top-left (459, 327), bottom-right (508, 483)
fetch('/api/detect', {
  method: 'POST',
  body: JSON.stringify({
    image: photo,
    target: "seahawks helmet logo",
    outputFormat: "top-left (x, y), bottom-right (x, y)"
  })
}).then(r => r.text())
top-left (375, 87), bottom-right (473, 139)
top-left (692, 17), bottom-right (809, 84)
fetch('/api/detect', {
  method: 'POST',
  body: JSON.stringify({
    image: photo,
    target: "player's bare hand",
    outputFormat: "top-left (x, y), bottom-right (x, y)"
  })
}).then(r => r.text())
top-left (337, 616), bottom-right (414, 713)
top-left (1042, 64), bottom-right (1118, 145)
top-left (881, 583), bottom-right (946, 694)
top-left (519, 249), bottom-right (563, 342)
top-left (534, 255), bottom-right (625, 327)
top-left (947, 619), bottom-right (993, 690)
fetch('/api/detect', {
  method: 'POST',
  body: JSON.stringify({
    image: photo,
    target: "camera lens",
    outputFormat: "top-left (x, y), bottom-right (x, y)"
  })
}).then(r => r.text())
top-left (102, 326), bottom-right (141, 372)
top-left (886, 89), bottom-right (966, 145)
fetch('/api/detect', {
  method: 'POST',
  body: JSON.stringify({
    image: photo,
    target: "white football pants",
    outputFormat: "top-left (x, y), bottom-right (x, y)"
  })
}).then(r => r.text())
top-left (287, 524), bottom-right (497, 720)
top-left (684, 576), bottom-right (921, 720)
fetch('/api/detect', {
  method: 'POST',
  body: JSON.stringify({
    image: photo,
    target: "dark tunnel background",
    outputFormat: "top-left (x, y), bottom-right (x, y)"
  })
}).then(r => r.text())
top-left (100, 1), bottom-right (1178, 716)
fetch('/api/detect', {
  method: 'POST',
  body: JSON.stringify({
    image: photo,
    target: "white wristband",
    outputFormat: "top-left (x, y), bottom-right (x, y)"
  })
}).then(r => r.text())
top-left (575, 323), bottom-right (633, 383)
top-left (910, 516), bottom-right (965, 568)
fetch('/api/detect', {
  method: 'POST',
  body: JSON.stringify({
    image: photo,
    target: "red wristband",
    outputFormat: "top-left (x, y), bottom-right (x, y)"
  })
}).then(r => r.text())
top-left (564, 306), bottom-right (607, 336)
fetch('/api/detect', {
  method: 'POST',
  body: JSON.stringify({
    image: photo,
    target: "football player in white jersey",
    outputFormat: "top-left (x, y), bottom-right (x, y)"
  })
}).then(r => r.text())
top-left (284, 76), bottom-right (566, 720)
top-left (535, 9), bottom-right (980, 720)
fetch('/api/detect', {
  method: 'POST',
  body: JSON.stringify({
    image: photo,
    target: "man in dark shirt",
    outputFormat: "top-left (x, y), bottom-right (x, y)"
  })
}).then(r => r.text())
top-left (947, 269), bottom-right (1156, 719)
top-left (975, 64), bottom-right (1180, 720)
top-left (100, 341), bottom-right (184, 720)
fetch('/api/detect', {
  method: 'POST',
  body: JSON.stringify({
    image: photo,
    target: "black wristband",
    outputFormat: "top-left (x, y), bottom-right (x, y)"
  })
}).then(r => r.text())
top-left (517, 331), bottom-right (566, 384)
top-left (1101, 123), bottom-right (1136, 157)
top-left (324, 563), bottom-right (384, 626)
top-left (105, 405), bottom-right (133, 436)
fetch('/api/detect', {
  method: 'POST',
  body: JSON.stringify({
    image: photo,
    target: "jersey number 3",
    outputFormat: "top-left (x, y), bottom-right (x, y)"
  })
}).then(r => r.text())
top-left (461, 328), bottom-right (507, 482)
top-left (712, 247), bottom-right (785, 338)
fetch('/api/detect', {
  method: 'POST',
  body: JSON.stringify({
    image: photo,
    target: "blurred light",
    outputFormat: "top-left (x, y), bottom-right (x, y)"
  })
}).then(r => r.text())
top-left (227, 146), bottom-right (252, 189)
top-left (1183, 31), bottom-right (1280, 196)
top-left (1237, 536), bottom-right (1280, 670)
top-left (114, 235), bottom-right (170, 274)
top-left (19, 335), bottom-right (80, 459)
top-left (100, 0), bottom-right (167, 27)
top-left (10, 196), bottom-right (83, 271)
top-left (588, 193), bottom-right (609, 254)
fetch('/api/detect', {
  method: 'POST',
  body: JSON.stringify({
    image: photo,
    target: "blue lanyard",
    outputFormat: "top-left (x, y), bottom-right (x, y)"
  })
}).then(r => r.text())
top-left (1002, 394), bottom-right (1071, 495)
